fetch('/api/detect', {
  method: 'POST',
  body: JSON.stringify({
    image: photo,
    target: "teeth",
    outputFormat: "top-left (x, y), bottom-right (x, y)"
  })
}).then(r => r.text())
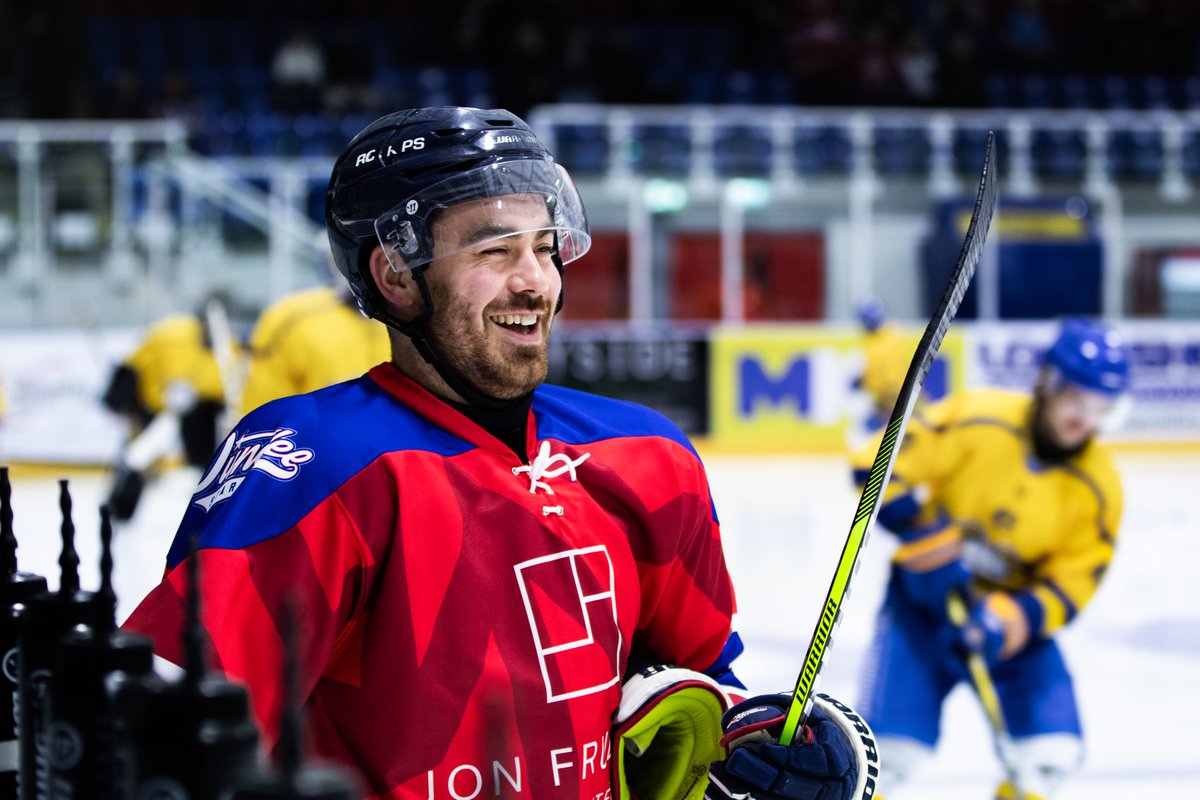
top-left (491, 314), bottom-right (538, 327)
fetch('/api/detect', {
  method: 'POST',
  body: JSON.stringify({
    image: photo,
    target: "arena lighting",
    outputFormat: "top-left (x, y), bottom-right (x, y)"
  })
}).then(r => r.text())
top-left (642, 178), bottom-right (689, 213)
top-left (726, 178), bottom-right (771, 210)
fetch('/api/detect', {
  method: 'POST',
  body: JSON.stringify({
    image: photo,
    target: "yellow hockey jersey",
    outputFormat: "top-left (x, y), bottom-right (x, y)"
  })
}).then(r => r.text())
top-left (854, 387), bottom-right (1123, 640)
top-left (125, 314), bottom-right (228, 415)
top-left (241, 287), bottom-right (391, 415)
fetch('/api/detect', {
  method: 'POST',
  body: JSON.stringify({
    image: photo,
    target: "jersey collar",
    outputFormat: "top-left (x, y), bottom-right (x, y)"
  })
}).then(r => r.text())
top-left (368, 363), bottom-right (537, 461)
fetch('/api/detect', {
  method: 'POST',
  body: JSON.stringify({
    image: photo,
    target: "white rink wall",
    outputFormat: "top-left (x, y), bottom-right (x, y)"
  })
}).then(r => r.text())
top-left (3, 320), bottom-right (1200, 465)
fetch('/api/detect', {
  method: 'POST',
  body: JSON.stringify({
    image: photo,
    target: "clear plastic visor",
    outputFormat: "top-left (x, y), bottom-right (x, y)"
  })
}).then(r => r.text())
top-left (374, 159), bottom-right (590, 272)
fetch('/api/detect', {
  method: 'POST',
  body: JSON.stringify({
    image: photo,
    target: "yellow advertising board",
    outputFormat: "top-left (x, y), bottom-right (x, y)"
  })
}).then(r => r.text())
top-left (710, 325), bottom-right (964, 451)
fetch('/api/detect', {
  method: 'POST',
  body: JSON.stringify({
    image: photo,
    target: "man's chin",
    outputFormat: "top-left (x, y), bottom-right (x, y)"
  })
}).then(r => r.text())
top-left (475, 361), bottom-right (547, 400)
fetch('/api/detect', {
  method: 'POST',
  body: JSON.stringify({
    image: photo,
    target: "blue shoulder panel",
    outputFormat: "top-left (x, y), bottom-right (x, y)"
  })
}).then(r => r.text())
top-left (533, 384), bottom-right (698, 457)
top-left (165, 376), bottom-right (472, 567)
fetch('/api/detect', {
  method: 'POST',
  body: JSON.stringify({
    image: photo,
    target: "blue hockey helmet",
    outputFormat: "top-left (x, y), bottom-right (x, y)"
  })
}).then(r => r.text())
top-left (856, 297), bottom-right (887, 332)
top-left (325, 107), bottom-right (591, 321)
top-left (1043, 317), bottom-right (1130, 396)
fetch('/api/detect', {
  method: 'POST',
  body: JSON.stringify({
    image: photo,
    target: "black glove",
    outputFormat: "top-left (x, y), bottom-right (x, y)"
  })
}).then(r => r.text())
top-left (106, 464), bottom-right (145, 521)
top-left (705, 693), bottom-right (878, 800)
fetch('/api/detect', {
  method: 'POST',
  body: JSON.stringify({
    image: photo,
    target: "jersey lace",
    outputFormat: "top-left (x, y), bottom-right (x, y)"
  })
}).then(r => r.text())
top-left (513, 440), bottom-right (591, 495)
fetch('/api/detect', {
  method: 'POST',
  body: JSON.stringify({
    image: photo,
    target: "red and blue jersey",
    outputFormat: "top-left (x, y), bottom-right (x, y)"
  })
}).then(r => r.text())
top-left (124, 364), bottom-right (738, 799)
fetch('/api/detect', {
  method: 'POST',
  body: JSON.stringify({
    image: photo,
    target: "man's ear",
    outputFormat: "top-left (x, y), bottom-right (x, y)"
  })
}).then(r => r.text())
top-left (368, 246), bottom-right (420, 313)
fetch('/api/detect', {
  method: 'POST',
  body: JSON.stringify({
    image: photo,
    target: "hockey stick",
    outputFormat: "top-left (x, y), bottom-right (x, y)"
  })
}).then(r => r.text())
top-left (946, 590), bottom-right (1028, 800)
top-left (779, 131), bottom-right (998, 746)
top-left (204, 295), bottom-right (244, 436)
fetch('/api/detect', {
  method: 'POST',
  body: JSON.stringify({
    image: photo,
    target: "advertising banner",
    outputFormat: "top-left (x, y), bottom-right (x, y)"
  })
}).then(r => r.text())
top-left (0, 328), bottom-right (138, 464)
top-left (547, 327), bottom-right (710, 435)
top-left (709, 325), bottom-right (964, 450)
top-left (969, 320), bottom-right (1200, 443)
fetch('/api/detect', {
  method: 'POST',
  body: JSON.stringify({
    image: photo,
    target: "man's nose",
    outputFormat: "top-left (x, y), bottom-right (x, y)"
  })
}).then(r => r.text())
top-left (509, 248), bottom-right (551, 294)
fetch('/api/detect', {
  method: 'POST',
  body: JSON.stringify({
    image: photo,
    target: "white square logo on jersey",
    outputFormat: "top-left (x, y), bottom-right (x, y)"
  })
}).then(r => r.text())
top-left (514, 545), bottom-right (622, 703)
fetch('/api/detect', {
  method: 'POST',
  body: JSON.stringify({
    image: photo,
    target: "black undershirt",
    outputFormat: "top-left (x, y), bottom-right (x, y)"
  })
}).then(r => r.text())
top-left (446, 393), bottom-right (533, 461)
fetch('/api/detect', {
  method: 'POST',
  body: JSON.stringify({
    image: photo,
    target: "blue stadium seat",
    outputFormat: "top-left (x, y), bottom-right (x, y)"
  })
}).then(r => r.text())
top-left (1018, 74), bottom-right (1052, 108)
top-left (873, 126), bottom-right (931, 175)
top-left (552, 124), bottom-right (610, 176)
top-left (713, 125), bottom-right (774, 177)
top-left (338, 114), bottom-right (373, 144)
top-left (683, 70), bottom-right (719, 104)
top-left (1098, 74), bottom-right (1134, 109)
top-left (1139, 76), bottom-right (1175, 110)
top-left (416, 66), bottom-right (454, 107)
top-left (1058, 73), bottom-right (1094, 109)
top-left (793, 126), bottom-right (852, 174)
top-left (1031, 127), bottom-right (1086, 179)
top-left (244, 112), bottom-right (292, 157)
top-left (762, 72), bottom-right (795, 105)
top-left (953, 128), bottom-right (1008, 177)
top-left (1180, 129), bottom-right (1200, 177)
top-left (459, 68), bottom-right (493, 109)
top-left (1107, 128), bottom-right (1164, 181)
top-left (628, 124), bottom-right (692, 176)
top-left (721, 71), bottom-right (760, 105)
top-left (1184, 77), bottom-right (1200, 109)
top-left (985, 74), bottom-right (1016, 107)
top-left (306, 177), bottom-right (328, 225)
top-left (293, 114), bottom-right (337, 157)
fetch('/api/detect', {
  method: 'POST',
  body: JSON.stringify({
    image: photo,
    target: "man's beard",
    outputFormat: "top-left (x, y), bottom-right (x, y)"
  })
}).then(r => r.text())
top-left (425, 279), bottom-right (553, 401)
top-left (1030, 393), bottom-right (1090, 464)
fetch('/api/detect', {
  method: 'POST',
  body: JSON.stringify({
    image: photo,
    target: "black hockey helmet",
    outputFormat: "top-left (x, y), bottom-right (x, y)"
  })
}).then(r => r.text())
top-left (325, 107), bottom-right (590, 321)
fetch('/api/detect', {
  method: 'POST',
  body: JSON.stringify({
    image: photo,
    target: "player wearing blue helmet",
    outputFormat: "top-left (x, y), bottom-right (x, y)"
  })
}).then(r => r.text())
top-left (849, 317), bottom-right (1130, 800)
top-left (852, 297), bottom-right (910, 433)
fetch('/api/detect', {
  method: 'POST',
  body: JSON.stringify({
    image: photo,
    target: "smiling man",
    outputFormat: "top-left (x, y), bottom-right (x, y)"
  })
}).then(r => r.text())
top-left (124, 108), bottom-right (875, 799)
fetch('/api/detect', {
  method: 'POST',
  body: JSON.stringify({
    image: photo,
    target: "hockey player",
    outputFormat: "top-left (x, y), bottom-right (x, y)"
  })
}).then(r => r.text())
top-left (101, 296), bottom-right (243, 520)
top-left (852, 297), bottom-right (909, 433)
top-left (851, 317), bottom-right (1130, 800)
top-left (239, 258), bottom-right (390, 415)
top-left (123, 108), bottom-right (875, 799)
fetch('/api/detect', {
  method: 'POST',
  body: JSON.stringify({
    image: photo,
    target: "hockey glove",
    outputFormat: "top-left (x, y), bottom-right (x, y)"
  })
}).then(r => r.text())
top-left (705, 693), bottom-right (878, 800)
top-left (613, 664), bottom-right (731, 800)
top-left (106, 463), bottom-right (146, 521)
top-left (947, 590), bottom-right (1031, 667)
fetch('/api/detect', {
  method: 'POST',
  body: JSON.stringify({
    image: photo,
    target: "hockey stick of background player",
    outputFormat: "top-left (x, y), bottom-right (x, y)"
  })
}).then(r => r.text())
top-left (205, 293), bottom-right (244, 437)
top-left (946, 589), bottom-right (1028, 800)
top-left (779, 131), bottom-right (998, 746)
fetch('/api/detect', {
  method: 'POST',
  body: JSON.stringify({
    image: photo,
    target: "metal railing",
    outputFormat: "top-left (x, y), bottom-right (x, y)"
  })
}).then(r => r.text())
top-left (528, 104), bottom-right (1200, 201)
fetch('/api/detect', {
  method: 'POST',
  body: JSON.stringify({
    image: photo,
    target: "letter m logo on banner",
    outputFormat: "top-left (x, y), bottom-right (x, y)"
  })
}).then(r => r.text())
top-left (514, 545), bottom-right (622, 703)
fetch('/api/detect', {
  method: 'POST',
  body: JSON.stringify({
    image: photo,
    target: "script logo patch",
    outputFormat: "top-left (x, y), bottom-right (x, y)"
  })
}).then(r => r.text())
top-left (192, 427), bottom-right (314, 512)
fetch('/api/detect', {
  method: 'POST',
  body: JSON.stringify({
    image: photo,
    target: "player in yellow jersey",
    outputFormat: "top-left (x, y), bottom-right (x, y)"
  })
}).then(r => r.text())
top-left (101, 296), bottom-right (243, 519)
top-left (851, 317), bottom-right (1130, 800)
top-left (853, 298), bottom-right (910, 432)
top-left (240, 282), bottom-right (391, 416)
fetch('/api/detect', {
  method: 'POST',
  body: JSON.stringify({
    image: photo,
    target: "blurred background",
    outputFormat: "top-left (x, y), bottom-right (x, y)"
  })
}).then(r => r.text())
top-left (2, 0), bottom-right (1200, 459)
top-left (2, 3), bottom-right (1199, 797)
